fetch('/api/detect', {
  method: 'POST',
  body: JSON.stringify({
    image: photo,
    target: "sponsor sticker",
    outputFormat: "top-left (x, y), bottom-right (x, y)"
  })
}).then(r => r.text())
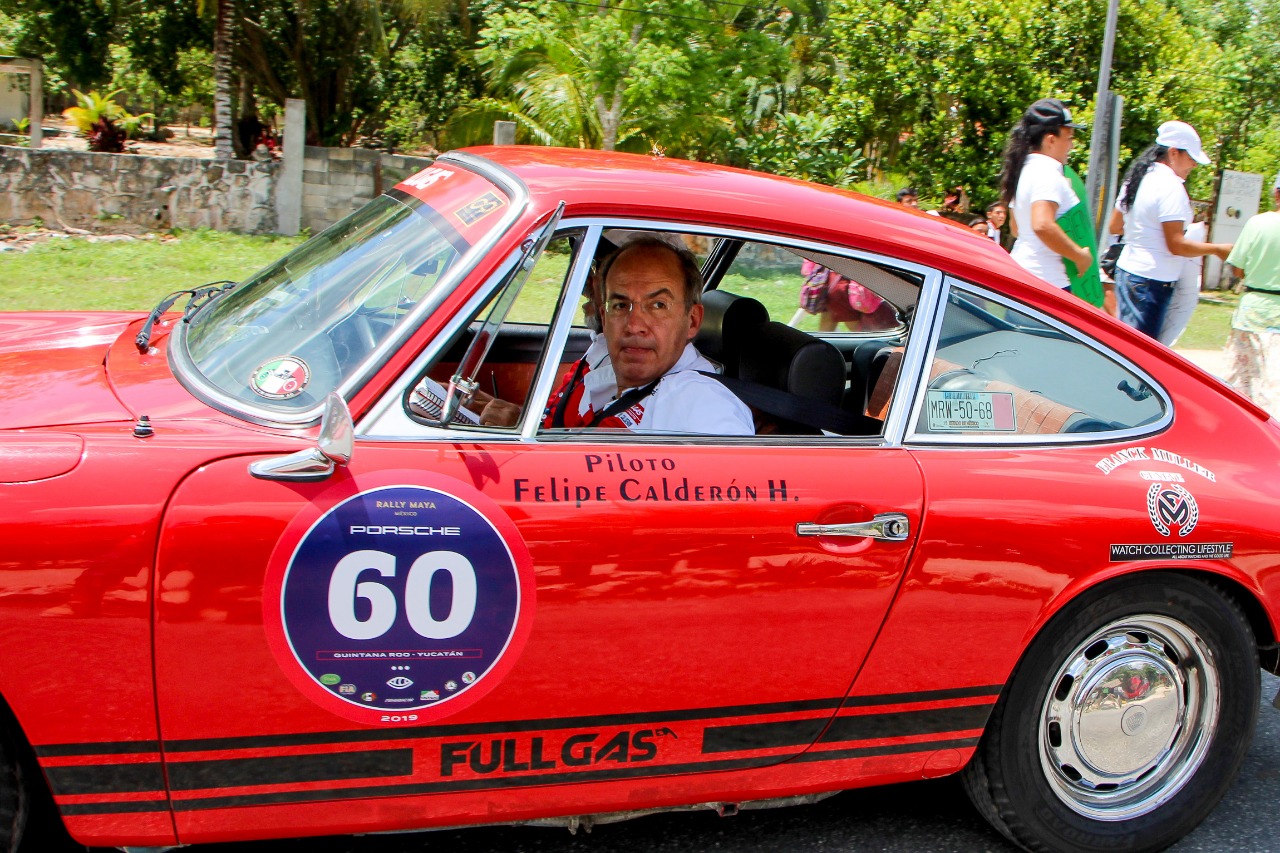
top-left (401, 166), bottom-right (452, 192)
top-left (925, 390), bottom-right (1015, 432)
top-left (455, 192), bottom-right (505, 226)
top-left (250, 356), bottom-right (311, 400)
top-left (1147, 483), bottom-right (1198, 537)
top-left (1110, 542), bottom-right (1233, 561)
top-left (263, 473), bottom-right (535, 725)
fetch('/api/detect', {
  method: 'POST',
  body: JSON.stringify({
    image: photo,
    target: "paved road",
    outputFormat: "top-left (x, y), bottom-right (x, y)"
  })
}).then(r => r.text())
top-left (27, 675), bottom-right (1280, 853)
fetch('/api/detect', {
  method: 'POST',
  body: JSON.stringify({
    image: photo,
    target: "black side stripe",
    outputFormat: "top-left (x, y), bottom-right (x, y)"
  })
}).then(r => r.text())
top-left (821, 704), bottom-right (992, 743)
top-left (702, 704), bottom-right (993, 754)
top-left (46, 763), bottom-right (166, 796)
top-left (37, 741), bottom-right (161, 759)
top-left (59, 799), bottom-right (169, 816)
top-left (794, 735), bottom-right (980, 765)
top-left (168, 749), bottom-right (413, 791)
top-left (36, 686), bottom-right (1001, 758)
top-left (842, 684), bottom-right (1001, 707)
top-left (47, 750), bottom-right (414, 796)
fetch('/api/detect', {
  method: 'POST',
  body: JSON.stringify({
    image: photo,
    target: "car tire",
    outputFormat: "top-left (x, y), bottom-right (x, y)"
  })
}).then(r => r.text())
top-left (0, 726), bottom-right (28, 853)
top-left (962, 573), bottom-right (1259, 853)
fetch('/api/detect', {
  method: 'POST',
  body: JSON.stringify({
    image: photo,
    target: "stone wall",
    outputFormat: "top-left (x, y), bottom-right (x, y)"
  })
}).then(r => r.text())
top-left (0, 143), bottom-right (436, 236)
top-left (0, 146), bottom-right (278, 233)
top-left (301, 146), bottom-right (432, 234)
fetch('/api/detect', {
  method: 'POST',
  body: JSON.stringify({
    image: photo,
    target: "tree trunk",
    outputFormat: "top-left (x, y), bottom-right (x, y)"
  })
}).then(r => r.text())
top-left (213, 0), bottom-right (235, 159)
top-left (595, 22), bottom-right (641, 151)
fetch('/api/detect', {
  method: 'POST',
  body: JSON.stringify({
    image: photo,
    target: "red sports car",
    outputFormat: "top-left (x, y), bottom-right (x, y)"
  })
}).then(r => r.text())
top-left (2, 147), bottom-right (1278, 853)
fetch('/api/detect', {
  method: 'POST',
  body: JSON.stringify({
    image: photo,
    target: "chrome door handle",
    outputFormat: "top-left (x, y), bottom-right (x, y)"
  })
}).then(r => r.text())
top-left (796, 512), bottom-right (910, 541)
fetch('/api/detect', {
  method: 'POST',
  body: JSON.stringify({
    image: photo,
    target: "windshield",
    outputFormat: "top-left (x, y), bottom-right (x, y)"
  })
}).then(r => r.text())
top-left (180, 171), bottom-right (513, 414)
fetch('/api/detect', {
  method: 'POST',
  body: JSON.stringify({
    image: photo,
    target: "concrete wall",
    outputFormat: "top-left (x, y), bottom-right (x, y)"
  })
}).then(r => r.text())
top-left (0, 146), bottom-right (278, 233)
top-left (301, 146), bottom-right (432, 234)
top-left (0, 74), bottom-right (26, 129)
top-left (0, 143), bottom-right (435, 236)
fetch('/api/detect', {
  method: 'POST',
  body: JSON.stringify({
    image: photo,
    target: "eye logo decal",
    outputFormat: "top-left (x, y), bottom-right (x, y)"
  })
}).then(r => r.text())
top-left (1148, 483), bottom-right (1198, 537)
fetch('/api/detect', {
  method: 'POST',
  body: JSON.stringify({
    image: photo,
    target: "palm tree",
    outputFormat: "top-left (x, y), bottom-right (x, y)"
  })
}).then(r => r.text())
top-left (446, 3), bottom-right (659, 151)
top-left (197, 0), bottom-right (235, 159)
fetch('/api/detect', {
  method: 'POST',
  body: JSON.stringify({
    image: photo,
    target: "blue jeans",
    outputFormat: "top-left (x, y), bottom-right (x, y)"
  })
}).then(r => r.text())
top-left (1115, 267), bottom-right (1175, 340)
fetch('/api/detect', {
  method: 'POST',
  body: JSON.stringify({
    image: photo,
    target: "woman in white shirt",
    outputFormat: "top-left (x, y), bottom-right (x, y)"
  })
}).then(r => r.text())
top-left (1109, 121), bottom-right (1232, 338)
top-left (999, 98), bottom-right (1093, 289)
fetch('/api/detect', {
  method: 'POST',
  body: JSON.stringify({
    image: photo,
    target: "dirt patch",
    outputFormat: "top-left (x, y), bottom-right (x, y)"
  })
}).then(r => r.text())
top-left (36, 118), bottom-right (219, 159)
top-left (0, 225), bottom-right (178, 252)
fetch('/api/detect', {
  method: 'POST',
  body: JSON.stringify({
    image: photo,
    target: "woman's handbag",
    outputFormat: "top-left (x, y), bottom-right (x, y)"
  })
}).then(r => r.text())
top-left (1100, 242), bottom-right (1124, 278)
top-left (799, 261), bottom-right (831, 314)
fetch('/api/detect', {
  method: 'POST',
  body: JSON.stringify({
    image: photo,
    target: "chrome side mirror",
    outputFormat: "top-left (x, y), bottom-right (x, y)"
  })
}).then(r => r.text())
top-left (249, 393), bottom-right (354, 482)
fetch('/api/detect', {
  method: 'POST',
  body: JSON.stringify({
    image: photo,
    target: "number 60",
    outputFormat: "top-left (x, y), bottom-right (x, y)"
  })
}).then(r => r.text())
top-left (327, 549), bottom-right (477, 641)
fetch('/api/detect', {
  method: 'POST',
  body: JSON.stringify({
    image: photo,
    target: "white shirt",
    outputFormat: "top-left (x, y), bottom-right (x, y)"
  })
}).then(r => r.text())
top-left (1009, 153), bottom-right (1079, 288)
top-left (603, 344), bottom-right (754, 435)
top-left (1115, 161), bottom-right (1194, 282)
top-left (575, 335), bottom-right (616, 416)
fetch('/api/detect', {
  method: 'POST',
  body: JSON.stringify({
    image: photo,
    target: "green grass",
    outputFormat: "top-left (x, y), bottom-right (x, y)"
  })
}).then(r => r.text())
top-left (0, 229), bottom-right (1238, 352)
top-left (1176, 292), bottom-right (1237, 350)
top-left (0, 229), bottom-right (305, 311)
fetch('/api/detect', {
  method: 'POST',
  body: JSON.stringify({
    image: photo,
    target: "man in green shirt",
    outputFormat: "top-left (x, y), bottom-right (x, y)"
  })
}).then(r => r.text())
top-left (1224, 172), bottom-right (1280, 417)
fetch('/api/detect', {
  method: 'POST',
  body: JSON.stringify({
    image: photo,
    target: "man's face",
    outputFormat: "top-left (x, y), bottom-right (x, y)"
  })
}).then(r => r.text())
top-left (602, 246), bottom-right (702, 391)
top-left (987, 205), bottom-right (1007, 228)
top-left (900, 194), bottom-right (919, 209)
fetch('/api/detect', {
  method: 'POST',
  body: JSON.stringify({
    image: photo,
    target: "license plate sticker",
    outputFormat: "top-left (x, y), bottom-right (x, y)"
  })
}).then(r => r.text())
top-left (925, 390), bottom-right (1016, 432)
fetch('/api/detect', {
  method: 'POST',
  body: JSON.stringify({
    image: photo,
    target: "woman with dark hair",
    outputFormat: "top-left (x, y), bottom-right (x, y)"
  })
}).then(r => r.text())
top-left (1000, 98), bottom-right (1093, 291)
top-left (1108, 121), bottom-right (1232, 338)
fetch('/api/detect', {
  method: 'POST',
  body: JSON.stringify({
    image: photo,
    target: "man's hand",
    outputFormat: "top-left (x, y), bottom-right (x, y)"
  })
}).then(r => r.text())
top-left (479, 398), bottom-right (522, 427)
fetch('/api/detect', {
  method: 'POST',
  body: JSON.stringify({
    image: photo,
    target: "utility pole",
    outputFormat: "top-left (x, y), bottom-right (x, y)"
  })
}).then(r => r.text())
top-left (1084, 0), bottom-right (1122, 239)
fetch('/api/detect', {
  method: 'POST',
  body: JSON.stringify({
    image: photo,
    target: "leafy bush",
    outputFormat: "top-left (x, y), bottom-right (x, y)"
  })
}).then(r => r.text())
top-left (62, 88), bottom-right (153, 152)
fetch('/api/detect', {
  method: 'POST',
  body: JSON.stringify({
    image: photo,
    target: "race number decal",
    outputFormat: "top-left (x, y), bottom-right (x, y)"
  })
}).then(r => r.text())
top-left (264, 476), bottom-right (534, 725)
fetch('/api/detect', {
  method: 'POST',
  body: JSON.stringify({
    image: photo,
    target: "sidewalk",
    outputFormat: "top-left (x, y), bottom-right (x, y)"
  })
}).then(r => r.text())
top-left (1174, 348), bottom-right (1227, 377)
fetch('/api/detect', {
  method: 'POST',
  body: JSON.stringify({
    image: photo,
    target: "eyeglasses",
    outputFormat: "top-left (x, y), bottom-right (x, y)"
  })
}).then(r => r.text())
top-left (603, 296), bottom-right (682, 320)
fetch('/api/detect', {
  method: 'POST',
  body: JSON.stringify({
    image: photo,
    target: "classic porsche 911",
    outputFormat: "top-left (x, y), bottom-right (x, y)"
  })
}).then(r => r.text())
top-left (2, 147), bottom-right (1278, 853)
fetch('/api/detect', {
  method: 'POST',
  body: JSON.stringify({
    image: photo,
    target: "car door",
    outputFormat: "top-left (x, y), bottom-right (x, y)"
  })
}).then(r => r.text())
top-left (149, 222), bottom-right (925, 838)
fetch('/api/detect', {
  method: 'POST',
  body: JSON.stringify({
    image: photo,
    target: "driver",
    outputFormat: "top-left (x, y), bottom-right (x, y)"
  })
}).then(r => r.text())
top-left (581, 237), bottom-right (753, 434)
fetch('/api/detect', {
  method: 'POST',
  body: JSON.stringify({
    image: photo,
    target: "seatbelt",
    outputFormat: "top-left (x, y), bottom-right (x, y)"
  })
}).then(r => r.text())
top-left (581, 377), bottom-right (663, 428)
top-left (546, 358), bottom-right (589, 428)
top-left (702, 373), bottom-right (882, 435)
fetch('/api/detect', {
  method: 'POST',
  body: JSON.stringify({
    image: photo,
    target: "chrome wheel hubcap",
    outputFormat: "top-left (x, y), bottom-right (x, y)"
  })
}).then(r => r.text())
top-left (1039, 615), bottom-right (1219, 820)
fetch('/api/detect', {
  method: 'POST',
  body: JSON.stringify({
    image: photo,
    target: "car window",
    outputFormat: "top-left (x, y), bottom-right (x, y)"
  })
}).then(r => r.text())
top-left (718, 244), bottom-right (902, 335)
top-left (405, 232), bottom-right (585, 429)
top-left (911, 288), bottom-right (1167, 438)
top-left (181, 173), bottom-right (512, 415)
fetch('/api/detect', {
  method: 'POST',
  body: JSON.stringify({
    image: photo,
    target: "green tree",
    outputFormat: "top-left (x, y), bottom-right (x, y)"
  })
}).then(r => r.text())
top-left (0, 0), bottom-right (114, 89)
top-left (452, 0), bottom-right (771, 155)
top-left (824, 0), bottom-right (1218, 210)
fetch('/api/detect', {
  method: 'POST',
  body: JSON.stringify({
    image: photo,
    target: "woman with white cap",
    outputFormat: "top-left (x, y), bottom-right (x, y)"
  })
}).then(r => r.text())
top-left (1110, 120), bottom-right (1232, 338)
top-left (1000, 98), bottom-right (1093, 290)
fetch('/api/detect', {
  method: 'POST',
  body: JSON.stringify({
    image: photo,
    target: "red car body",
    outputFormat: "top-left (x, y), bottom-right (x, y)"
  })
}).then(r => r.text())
top-left (1, 147), bottom-right (1277, 853)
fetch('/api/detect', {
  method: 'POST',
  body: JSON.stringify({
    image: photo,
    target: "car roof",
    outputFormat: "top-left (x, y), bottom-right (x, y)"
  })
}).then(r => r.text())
top-left (452, 146), bottom-right (1055, 302)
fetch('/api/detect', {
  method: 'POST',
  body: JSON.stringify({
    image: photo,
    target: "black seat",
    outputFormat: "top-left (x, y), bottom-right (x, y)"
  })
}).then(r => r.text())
top-left (694, 290), bottom-right (769, 377)
top-left (738, 322), bottom-right (847, 433)
top-left (842, 339), bottom-right (896, 415)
